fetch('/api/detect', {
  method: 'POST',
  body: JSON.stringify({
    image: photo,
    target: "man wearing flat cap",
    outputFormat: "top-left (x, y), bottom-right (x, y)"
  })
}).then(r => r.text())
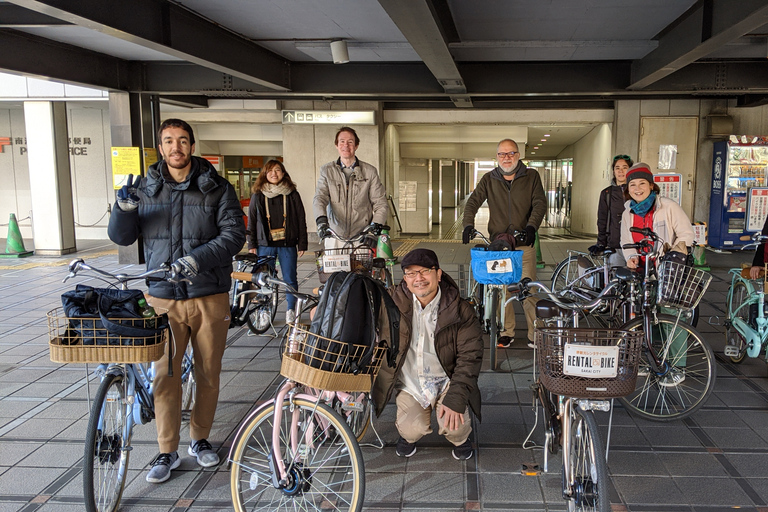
top-left (372, 248), bottom-right (483, 461)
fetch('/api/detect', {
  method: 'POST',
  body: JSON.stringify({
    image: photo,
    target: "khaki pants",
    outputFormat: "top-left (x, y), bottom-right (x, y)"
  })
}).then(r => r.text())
top-left (395, 386), bottom-right (471, 446)
top-left (504, 244), bottom-right (538, 341)
top-left (148, 292), bottom-right (230, 453)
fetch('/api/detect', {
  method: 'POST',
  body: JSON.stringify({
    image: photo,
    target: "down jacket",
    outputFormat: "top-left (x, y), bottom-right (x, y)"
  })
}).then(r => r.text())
top-left (312, 158), bottom-right (388, 238)
top-left (371, 273), bottom-right (484, 421)
top-left (108, 156), bottom-right (246, 300)
top-left (620, 196), bottom-right (695, 262)
top-left (596, 181), bottom-right (626, 249)
top-left (462, 162), bottom-right (547, 239)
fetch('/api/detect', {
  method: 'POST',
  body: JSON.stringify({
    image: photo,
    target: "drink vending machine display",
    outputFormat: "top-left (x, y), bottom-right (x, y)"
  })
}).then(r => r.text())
top-left (708, 136), bottom-right (768, 249)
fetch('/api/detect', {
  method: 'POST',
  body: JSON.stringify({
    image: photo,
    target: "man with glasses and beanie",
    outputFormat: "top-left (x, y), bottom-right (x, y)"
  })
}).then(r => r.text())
top-left (372, 248), bottom-right (483, 461)
top-left (461, 138), bottom-right (547, 348)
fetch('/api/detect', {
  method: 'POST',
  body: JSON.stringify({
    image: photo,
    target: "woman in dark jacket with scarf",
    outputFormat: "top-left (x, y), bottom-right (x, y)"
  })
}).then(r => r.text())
top-left (247, 159), bottom-right (308, 323)
top-left (591, 154), bottom-right (633, 267)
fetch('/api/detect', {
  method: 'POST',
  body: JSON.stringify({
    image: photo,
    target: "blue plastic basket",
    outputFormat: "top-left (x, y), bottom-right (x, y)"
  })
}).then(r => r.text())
top-left (470, 247), bottom-right (523, 285)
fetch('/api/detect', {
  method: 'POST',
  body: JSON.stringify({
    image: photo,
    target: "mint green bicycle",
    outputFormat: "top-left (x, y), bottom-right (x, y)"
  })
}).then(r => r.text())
top-left (724, 234), bottom-right (768, 368)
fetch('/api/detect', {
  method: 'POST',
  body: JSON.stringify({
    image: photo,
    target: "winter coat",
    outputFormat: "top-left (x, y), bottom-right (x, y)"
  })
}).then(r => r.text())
top-left (752, 216), bottom-right (768, 267)
top-left (312, 158), bottom-right (388, 238)
top-left (462, 162), bottom-right (547, 239)
top-left (620, 196), bottom-right (695, 262)
top-left (247, 190), bottom-right (308, 251)
top-left (108, 156), bottom-right (246, 299)
top-left (596, 181), bottom-right (626, 249)
top-left (371, 273), bottom-right (484, 420)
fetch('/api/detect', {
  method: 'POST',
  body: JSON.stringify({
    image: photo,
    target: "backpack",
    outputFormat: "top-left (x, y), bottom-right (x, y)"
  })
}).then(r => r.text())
top-left (305, 272), bottom-right (400, 374)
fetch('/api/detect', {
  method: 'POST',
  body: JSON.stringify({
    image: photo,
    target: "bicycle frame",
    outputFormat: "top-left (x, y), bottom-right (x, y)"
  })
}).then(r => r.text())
top-left (727, 270), bottom-right (768, 359)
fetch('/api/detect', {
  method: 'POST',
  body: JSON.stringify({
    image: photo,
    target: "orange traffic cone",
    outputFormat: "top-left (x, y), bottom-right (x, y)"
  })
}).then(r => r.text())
top-left (1, 213), bottom-right (33, 258)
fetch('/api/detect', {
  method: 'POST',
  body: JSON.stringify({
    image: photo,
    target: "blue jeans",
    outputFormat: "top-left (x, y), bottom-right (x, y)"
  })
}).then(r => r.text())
top-left (258, 246), bottom-right (298, 311)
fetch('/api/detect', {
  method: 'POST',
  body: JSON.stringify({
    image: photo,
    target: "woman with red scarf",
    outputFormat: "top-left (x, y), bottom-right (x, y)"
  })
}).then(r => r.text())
top-left (620, 163), bottom-right (694, 269)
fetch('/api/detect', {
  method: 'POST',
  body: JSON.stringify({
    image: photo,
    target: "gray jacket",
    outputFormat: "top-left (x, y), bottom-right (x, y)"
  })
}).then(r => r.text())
top-left (312, 158), bottom-right (388, 238)
top-left (108, 156), bottom-right (246, 300)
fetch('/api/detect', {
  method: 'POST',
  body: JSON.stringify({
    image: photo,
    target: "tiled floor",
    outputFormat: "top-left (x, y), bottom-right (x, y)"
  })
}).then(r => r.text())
top-left (1, 229), bottom-right (768, 511)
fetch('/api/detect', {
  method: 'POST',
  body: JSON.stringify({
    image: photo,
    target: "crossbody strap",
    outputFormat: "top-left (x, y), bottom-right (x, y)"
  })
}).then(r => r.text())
top-left (264, 195), bottom-right (287, 229)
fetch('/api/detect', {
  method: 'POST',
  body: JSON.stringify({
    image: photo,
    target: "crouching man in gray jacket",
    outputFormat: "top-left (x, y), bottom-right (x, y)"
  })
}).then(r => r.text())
top-left (108, 118), bottom-right (245, 483)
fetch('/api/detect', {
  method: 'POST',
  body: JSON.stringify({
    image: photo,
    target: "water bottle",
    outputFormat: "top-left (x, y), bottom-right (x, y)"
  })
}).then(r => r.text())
top-left (138, 298), bottom-right (157, 329)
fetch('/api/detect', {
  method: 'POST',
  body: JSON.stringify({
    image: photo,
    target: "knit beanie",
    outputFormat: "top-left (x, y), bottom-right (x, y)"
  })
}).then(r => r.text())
top-left (626, 163), bottom-right (654, 185)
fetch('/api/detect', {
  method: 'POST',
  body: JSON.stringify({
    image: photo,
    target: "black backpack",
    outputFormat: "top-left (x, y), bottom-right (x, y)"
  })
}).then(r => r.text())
top-left (305, 272), bottom-right (400, 374)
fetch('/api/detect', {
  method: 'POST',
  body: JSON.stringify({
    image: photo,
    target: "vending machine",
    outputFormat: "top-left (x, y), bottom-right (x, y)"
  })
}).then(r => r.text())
top-left (708, 136), bottom-right (768, 249)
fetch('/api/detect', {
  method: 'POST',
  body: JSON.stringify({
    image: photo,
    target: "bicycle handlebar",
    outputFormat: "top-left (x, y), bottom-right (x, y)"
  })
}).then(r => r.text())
top-left (232, 271), bottom-right (319, 304)
top-left (507, 277), bottom-right (620, 311)
top-left (64, 258), bottom-right (187, 285)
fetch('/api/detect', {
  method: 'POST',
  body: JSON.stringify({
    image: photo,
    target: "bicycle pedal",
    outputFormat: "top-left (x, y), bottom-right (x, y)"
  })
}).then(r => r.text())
top-left (521, 463), bottom-right (541, 476)
top-left (341, 400), bottom-right (364, 412)
top-left (724, 346), bottom-right (740, 357)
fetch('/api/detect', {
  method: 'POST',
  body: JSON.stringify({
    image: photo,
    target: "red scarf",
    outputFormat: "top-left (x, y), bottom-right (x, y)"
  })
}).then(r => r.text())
top-left (631, 210), bottom-right (655, 265)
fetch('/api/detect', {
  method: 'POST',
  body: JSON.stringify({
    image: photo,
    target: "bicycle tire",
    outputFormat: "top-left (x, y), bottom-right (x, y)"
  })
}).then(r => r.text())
top-left (84, 371), bottom-right (131, 512)
top-left (230, 397), bottom-right (365, 512)
top-left (726, 280), bottom-right (750, 363)
top-left (489, 288), bottom-right (500, 371)
top-left (618, 313), bottom-right (716, 421)
top-left (181, 345), bottom-right (196, 419)
top-left (551, 255), bottom-right (580, 294)
top-left (246, 282), bottom-right (279, 335)
top-left (565, 405), bottom-right (609, 512)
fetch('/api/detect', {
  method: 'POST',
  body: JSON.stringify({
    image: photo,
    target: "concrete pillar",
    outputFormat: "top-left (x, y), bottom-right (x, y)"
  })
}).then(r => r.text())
top-left (109, 92), bottom-right (159, 263)
top-left (23, 101), bottom-right (76, 255)
top-left (441, 160), bottom-right (458, 207)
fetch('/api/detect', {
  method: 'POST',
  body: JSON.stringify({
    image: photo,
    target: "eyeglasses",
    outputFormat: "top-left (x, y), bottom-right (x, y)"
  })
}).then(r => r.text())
top-left (403, 268), bottom-right (435, 279)
top-left (497, 151), bottom-right (518, 159)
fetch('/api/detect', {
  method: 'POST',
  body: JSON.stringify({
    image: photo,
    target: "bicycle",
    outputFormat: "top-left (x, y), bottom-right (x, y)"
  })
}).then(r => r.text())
top-left (614, 227), bottom-right (715, 420)
top-left (318, 225), bottom-right (395, 288)
top-left (551, 248), bottom-right (614, 295)
top-left (510, 278), bottom-right (644, 512)
top-left (230, 253), bottom-right (279, 335)
top-left (228, 271), bottom-right (391, 512)
top-left (465, 228), bottom-right (523, 371)
top-left (724, 234), bottom-right (768, 368)
top-left (47, 258), bottom-right (194, 512)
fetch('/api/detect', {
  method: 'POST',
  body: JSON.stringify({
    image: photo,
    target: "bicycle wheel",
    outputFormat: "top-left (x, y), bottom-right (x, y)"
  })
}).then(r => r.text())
top-left (336, 392), bottom-right (372, 442)
top-left (488, 288), bottom-right (501, 371)
top-left (246, 283), bottom-right (279, 335)
top-left (181, 345), bottom-right (196, 419)
top-left (565, 405), bottom-right (609, 512)
top-left (619, 313), bottom-right (716, 421)
top-left (230, 397), bottom-right (365, 512)
top-left (726, 280), bottom-right (750, 363)
top-left (84, 371), bottom-right (131, 512)
top-left (552, 255), bottom-right (580, 293)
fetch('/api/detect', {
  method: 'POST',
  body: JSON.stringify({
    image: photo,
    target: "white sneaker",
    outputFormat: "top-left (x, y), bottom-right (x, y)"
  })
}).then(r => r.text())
top-left (286, 310), bottom-right (296, 324)
top-left (658, 368), bottom-right (685, 388)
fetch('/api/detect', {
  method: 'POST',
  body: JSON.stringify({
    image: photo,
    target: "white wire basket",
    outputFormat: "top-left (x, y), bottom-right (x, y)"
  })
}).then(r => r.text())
top-left (656, 260), bottom-right (712, 309)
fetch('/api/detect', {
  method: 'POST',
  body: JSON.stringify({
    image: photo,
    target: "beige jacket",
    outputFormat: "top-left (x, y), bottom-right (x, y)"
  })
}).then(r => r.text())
top-left (620, 196), bottom-right (695, 262)
top-left (312, 158), bottom-right (388, 238)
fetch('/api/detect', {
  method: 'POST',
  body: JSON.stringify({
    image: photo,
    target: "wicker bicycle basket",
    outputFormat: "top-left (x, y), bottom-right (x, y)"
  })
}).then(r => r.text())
top-left (280, 324), bottom-right (387, 392)
top-left (656, 260), bottom-right (713, 309)
top-left (535, 328), bottom-right (644, 399)
top-left (47, 308), bottom-right (168, 364)
top-left (315, 245), bottom-right (373, 283)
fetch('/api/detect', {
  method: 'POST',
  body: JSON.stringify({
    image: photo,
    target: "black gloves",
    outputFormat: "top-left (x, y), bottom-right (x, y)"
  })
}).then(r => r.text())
top-left (116, 174), bottom-right (140, 212)
top-left (524, 225), bottom-right (536, 246)
top-left (316, 216), bottom-right (329, 239)
top-left (462, 225), bottom-right (474, 244)
top-left (588, 244), bottom-right (605, 256)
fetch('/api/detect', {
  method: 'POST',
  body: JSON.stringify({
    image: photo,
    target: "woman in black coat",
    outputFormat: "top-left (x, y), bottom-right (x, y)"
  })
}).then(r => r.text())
top-left (247, 159), bottom-right (308, 323)
top-left (591, 154), bottom-right (633, 267)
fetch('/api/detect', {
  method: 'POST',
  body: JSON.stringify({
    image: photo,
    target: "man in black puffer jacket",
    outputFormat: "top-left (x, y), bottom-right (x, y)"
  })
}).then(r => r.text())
top-left (108, 118), bottom-right (245, 484)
